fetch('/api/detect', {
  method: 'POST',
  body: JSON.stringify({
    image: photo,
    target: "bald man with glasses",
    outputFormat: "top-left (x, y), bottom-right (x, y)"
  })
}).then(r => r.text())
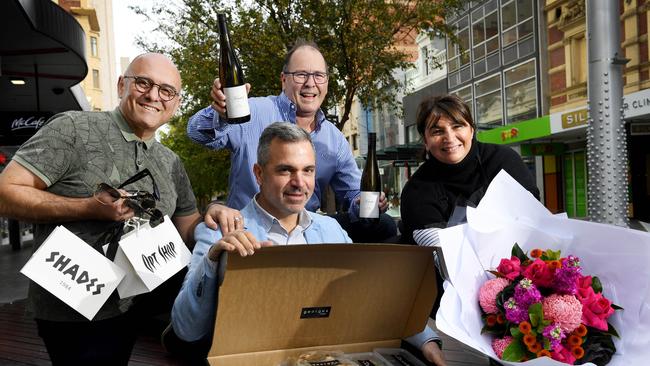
top-left (0, 53), bottom-right (202, 365)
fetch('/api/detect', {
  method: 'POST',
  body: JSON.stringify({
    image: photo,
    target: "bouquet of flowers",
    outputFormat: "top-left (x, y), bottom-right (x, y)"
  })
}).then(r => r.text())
top-left (479, 243), bottom-right (621, 365)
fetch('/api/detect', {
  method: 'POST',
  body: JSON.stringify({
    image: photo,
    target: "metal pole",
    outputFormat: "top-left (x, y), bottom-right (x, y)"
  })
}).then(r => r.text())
top-left (586, 0), bottom-right (629, 227)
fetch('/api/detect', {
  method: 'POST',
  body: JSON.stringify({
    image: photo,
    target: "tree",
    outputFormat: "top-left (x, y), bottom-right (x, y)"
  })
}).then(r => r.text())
top-left (158, 115), bottom-right (230, 209)
top-left (133, 0), bottom-right (463, 130)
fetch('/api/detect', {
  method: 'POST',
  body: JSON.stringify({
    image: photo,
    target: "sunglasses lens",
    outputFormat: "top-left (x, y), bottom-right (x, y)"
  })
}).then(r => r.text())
top-left (149, 209), bottom-right (164, 227)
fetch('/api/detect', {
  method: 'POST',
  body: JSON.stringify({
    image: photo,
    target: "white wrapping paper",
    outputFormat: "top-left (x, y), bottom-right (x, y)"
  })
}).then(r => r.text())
top-left (435, 170), bottom-right (650, 365)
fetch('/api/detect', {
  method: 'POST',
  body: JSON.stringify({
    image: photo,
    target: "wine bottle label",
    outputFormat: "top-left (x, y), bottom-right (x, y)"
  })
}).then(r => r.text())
top-left (223, 85), bottom-right (250, 118)
top-left (359, 191), bottom-right (380, 218)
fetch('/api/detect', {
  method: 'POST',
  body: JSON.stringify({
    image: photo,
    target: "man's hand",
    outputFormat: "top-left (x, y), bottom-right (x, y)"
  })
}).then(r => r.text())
top-left (422, 341), bottom-right (447, 366)
top-left (207, 230), bottom-right (272, 260)
top-left (209, 78), bottom-right (251, 119)
top-left (353, 191), bottom-right (389, 215)
top-left (204, 203), bottom-right (244, 233)
top-left (378, 191), bottom-right (389, 214)
top-left (93, 188), bottom-right (135, 222)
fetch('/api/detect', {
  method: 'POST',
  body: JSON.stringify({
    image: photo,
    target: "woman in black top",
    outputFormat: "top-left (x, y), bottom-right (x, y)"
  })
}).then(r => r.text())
top-left (400, 94), bottom-right (540, 244)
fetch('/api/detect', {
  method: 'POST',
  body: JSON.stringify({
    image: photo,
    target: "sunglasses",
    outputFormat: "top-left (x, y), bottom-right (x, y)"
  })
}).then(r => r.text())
top-left (94, 169), bottom-right (164, 227)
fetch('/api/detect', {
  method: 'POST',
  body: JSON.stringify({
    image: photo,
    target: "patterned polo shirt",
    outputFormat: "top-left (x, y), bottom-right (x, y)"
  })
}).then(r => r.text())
top-left (13, 108), bottom-right (197, 322)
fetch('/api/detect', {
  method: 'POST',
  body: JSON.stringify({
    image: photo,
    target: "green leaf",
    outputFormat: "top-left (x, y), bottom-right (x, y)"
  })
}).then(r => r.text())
top-left (528, 303), bottom-right (543, 327)
top-left (592, 276), bottom-right (603, 293)
top-left (502, 339), bottom-right (527, 361)
top-left (511, 243), bottom-right (528, 262)
top-left (606, 323), bottom-right (620, 338)
top-left (510, 327), bottom-right (522, 338)
top-left (541, 248), bottom-right (561, 261)
top-left (487, 270), bottom-right (504, 278)
top-left (611, 303), bottom-right (624, 310)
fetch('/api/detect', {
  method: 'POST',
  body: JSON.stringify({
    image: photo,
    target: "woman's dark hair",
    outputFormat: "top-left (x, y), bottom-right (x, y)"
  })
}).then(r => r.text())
top-left (415, 94), bottom-right (476, 137)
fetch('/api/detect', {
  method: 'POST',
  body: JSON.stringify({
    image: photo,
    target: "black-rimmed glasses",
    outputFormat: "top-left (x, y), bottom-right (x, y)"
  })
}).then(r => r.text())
top-left (94, 169), bottom-right (164, 227)
top-left (283, 71), bottom-right (328, 84)
top-left (123, 75), bottom-right (179, 101)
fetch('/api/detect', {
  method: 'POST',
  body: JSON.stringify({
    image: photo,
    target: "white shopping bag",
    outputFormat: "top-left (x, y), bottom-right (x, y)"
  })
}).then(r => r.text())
top-left (20, 226), bottom-right (125, 320)
top-left (435, 170), bottom-right (650, 366)
top-left (117, 215), bottom-right (190, 294)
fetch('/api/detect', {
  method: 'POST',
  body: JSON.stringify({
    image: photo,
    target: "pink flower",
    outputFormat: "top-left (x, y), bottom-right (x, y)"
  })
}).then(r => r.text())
top-left (576, 275), bottom-right (596, 302)
top-left (581, 291), bottom-right (615, 331)
top-left (551, 345), bottom-right (576, 365)
top-left (497, 256), bottom-right (521, 281)
top-left (479, 277), bottom-right (511, 314)
top-left (523, 259), bottom-right (554, 288)
top-left (492, 336), bottom-right (513, 359)
top-left (542, 294), bottom-right (583, 333)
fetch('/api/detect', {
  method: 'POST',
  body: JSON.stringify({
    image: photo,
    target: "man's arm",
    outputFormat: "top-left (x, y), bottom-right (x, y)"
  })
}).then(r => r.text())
top-left (171, 222), bottom-right (271, 341)
top-left (171, 212), bottom-right (202, 249)
top-left (0, 161), bottom-right (132, 223)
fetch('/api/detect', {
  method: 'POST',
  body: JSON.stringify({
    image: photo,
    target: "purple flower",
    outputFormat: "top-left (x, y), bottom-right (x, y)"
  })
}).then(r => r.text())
top-left (514, 278), bottom-right (543, 308)
top-left (553, 256), bottom-right (582, 295)
top-left (543, 323), bottom-right (566, 351)
top-left (504, 297), bottom-right (529, 323)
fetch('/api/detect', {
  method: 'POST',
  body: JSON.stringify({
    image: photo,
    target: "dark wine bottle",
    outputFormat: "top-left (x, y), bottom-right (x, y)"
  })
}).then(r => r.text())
top-left (217, 13), bottom-right (250, 124)
top-left (359, 132), bottom-right (381, 220)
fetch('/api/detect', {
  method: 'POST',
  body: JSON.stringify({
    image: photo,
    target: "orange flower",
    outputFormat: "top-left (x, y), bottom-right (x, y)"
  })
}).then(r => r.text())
top-left (486, 315), bottom-right (497, 327)
top-left (548, 260), bottom-right (562, 270)
top-left (567, 334), bottom-right (583, 347)
top-left (574, 324), bottom-right (588, 337)
top-left (530, 249), bottom-right (543, 258)
top-left (571, 346), bottom-right (585, 359)
top-left (519, 321), bottom-right (532, 334)
top-left (523, 334), bottom-right (537, 346)
top-left (528, 342), bottom-right (542, 353)
top-left (496, 313), bottom-right (506, 324)
top-left (537, 349), bottom-right (552, 358)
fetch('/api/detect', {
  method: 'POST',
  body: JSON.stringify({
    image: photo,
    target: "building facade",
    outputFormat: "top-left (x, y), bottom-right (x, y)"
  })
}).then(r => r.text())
top-left (540, 0), bottom-right (650, 221)
top-left (57, 0), bottom-right (118, 111)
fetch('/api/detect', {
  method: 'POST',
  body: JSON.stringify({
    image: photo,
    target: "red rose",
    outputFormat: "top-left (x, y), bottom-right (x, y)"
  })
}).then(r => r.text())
top-left (581, 292), bottom-right (615, 331)
top-left (576, 275), bottom-right (596, 302)
top-left (522, 259), bottom-right (554, 288)
top-left (497, 256), bottom-right (521, 280)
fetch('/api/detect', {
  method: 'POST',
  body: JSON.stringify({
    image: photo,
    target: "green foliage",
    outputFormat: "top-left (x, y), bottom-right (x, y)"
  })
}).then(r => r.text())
top-left (540, 248), bottom-right (561, 261)
top-left (511, 242), bottom-right (528, 262)
top-left (159, 115), bottom-right (230, 210)
top-left (579, 328), bottom-right (617, 365)
top-left (591, 276), bottom-right (603, 294)
top-left (528, 303), bottom-right (543, 328)
top-left (502, 338), bottom-right (527, 362)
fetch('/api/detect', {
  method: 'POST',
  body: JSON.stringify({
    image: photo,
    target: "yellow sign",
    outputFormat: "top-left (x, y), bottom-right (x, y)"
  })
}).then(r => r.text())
top-left (561, 109), bottom-right (588, 129)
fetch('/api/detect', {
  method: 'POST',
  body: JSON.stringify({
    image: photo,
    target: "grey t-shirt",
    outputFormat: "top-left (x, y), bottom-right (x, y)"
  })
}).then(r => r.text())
top-left (14, 108), bottom-right (197, 321)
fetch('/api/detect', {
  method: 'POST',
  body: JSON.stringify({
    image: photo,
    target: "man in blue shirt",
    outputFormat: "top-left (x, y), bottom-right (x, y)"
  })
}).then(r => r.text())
top-left (170, 122), bottom-right (446, 365)
top-left (188, 39), bottom-right (396, 242)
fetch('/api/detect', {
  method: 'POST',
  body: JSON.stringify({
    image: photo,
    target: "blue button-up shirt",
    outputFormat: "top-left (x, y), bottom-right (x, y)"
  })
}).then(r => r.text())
top-left (170, 198), bottom-right (436, 350)
top-left (187, 92), bottom-right (362, 215)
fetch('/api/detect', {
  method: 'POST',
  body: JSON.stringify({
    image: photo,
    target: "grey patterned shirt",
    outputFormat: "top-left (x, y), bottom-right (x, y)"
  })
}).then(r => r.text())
top-left (14, 108), bottom-right (197, 321)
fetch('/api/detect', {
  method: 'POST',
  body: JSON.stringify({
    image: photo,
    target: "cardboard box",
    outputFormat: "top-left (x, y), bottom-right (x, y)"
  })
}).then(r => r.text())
top-left (207, 244), bottom-right (438, 366)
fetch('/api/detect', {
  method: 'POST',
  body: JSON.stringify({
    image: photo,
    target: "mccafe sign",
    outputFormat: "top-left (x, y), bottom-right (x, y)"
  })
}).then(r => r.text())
top-left (0, 112), bottom-right (53, 145)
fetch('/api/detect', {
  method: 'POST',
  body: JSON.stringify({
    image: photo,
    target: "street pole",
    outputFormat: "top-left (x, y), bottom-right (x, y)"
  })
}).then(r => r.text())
top-left (586, 0), bottom-right (629, 227)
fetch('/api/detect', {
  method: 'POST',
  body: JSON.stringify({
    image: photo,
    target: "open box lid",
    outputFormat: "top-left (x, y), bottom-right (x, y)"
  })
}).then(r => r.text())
top-left (207, 244), bottom-right (438, 362)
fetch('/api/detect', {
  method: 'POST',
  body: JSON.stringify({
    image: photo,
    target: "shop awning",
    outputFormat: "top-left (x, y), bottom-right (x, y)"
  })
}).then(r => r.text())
top-left (1, 0), bottom-right (89, 145)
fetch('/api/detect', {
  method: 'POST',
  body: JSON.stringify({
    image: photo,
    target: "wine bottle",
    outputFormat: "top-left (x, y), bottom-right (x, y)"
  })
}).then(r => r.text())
top-left (359, 132), bottom-right (381, 220)
top-left (217, 13), bottom-right (250, 124)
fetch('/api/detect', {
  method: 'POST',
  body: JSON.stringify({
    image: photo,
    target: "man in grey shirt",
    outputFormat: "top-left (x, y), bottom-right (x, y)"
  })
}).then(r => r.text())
top-left (0, 53), bottom-right (202, 365)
